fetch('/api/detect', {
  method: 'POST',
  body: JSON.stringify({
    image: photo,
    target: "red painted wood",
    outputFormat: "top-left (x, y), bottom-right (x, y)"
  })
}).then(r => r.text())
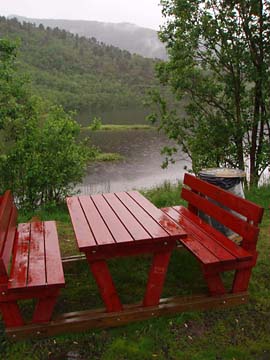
top-left (66, 197), bottom-right (96, 250)
top-left (0, 191), bottom-right (14, 257)
top-left (0, 302), bottom-right (24, 327)
top-left (232, 268), bottom-right (253, 293)
top-left (88, 257), bottom-right (123, 312)
top-left (9, 223), bottom-right (30, 290)
top-left (86, 240), bottom-right (176, 262)
top-left (143, 250), bottom-right (172, 306)
top-left (115, 192), bottom-right (170, 239)
top-left (78, 196), bottom-right (115, 246)
top-left (32, 293), bottom-right (59, 323)
top-left (127, 191), bottom-right (187, 237)
top-left (184, 174), bottom-right (264, 224)
top-left (173, 206), bottom-right (252, 260)
top-left (91, 194), bottom-right (134, 244)
top-left (2, 206), bottom-right (17, 274)
top-left (44, 221), bottom-right (65, 287)
top-left (181, 188), bottom-right (259, 243)
top-left (163, 207), bottom-right (236, 263)
top-left (27, 222), bottom-right (46, 288)
top-left (103, 193), bottom-right (151, 241)
top-left (202, 270), bottom-right (226, 296)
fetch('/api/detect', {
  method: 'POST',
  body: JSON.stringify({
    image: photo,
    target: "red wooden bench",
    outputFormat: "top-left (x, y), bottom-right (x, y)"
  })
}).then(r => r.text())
top-left (0, 190), bottom-right (65, 330)
top-left (162, 173), bottom-right (264, 296)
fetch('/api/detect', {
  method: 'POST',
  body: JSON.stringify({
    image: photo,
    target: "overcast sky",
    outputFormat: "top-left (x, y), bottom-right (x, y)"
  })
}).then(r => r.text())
top-left (0, 0), bottom-right (164, 30)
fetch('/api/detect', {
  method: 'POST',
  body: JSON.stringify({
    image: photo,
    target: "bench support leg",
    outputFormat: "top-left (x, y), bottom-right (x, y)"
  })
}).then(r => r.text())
top-left (0, 302), bottom-right (24, 327)
top-left (232, 268), bottom-right (252, 293)
top-left (143, 250), bottom-right (172, 307)
top-left (202, 268), bottom-right (226, 296)
top-left (33, 293), bottom-right (59, 323)
top-left (88, 258), bottom-right (123, 312)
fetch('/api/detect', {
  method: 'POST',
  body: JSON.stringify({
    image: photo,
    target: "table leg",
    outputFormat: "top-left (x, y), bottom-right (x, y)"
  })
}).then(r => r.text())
top-left (87, 257), bottom-right (123, 312)
top-left (143, 250), bottom-right (172, 307)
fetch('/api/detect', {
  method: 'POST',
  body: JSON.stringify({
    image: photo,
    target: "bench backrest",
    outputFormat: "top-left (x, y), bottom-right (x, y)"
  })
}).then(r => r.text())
top-left (0, 191), bottom-right (18, 285)
top-left (181, 173), bottom-right (264, 252)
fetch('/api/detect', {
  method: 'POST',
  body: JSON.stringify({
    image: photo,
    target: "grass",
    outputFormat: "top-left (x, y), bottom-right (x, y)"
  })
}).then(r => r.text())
top-left (2, 182), bottom-right (270, 359)
top-left (93, 152), bottom-right (124, 162)
top-left (82, 124), bottom-right (154, 131)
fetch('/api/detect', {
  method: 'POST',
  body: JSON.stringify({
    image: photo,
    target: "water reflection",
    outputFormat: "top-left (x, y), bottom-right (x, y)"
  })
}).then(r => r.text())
top-left (78, 129), bottom-right (190, 194)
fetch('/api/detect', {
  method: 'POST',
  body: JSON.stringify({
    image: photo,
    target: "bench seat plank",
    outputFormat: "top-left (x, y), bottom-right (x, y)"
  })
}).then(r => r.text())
top-left (9, 223), bottom-right (30, 290)
top-left (28, 222), bottom-right (46, 288)
top-left (162, 206), bottom-right (252, 266)
top-left (44, 221), bottom-right (65, 287)
top-left (162, 207), bottom-right (236, 263)
top-left (8, 221), bottom-right (64, 291)
top-left (174, 206), bottom-right (252, 260)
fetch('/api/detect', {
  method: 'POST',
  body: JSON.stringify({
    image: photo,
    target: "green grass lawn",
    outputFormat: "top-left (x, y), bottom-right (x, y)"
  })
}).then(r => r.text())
top-left (1, 183), bottom-right (270, 360)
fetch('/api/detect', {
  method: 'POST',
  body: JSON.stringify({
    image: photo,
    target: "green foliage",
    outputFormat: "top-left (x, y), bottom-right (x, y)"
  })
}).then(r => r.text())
top-left (0, 39), bottom-right (90, 209)
top-left (151, 1), bottom-right (270, 185)
top-left (90, 116), bottom-right (103, 130)
top-left (0, 104), bottom-right (89, 209)
top-left (0, 16), bottom-right (157, 114)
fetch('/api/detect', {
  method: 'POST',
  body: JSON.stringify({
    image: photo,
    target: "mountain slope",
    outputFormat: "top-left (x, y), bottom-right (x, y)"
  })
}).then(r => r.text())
top-left (9, 15), bottom-right (167, 60)
top-left (0, 16), bottom-right (157, 117)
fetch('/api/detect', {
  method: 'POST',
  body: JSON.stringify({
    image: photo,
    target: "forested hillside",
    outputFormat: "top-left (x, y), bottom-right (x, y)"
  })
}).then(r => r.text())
top-left (10, 15), bottom-right (167, 60)
top-left (0, 16), bottom-right (157, 115)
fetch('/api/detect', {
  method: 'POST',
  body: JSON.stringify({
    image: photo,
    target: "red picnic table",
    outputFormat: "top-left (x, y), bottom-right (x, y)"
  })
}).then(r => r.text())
top-left (66, 190), bottom-right (187, 311)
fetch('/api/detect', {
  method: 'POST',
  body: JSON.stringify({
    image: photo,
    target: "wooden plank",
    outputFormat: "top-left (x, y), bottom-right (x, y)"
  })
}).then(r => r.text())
top-left (2, 206), bottom-right (17, 273)
top-left (143, 251), bottom-right (172, 306)
top-left (78, 196), bottom-right (115, 246)
top-left (88, 258), bottom-right (123, 312)
top-left (91, 194), bottom-right (134, 244)
top-left (0, 191), bottom-right (14, 257)
top-left (66, 197), bottom-right (96, 250)
top-left (8, 223), bottom-right (30, 290)
top-left (173, 206), bottom-right (252, 260)
top-left (103, 193), bottom-right (151, 241)
top-left (162, 207), bottom-right (237, 263)
top-left (44, 221), bottom-right (65, 287)
top-left (128, 191), bottom-right (187, 237)
top-left (184, 174), bottom-right (264, 224)
top-left (27, 222), bottom-right (46, 288)
top-left (6, 292), bottom-right (249, 340)
top-left (115, 192), bottom-right (170, 239)
top-left (181, 188), bottom-right (259, 243)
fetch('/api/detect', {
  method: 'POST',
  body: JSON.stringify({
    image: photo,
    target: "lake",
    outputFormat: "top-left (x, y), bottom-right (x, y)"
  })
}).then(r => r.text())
top-left (78, 128), bottom-right (191, 194)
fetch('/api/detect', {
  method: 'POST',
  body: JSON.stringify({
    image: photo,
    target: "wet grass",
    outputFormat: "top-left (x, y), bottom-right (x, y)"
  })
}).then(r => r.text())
top-left (1, 183), bottom-right (270, 359)
top-left (82, 124), bottom-right (154, 131)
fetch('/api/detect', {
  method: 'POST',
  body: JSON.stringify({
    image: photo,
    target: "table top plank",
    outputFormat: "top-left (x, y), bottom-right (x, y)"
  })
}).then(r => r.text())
top-left (79, 196), bottom-right (115, 246)
top-left (115, 192), bottom-right (170, 239)
top-left (127, 191), bottom-right (187, 237)
top-left (103, 193), bottom-right (151, 241)
top-left (66, 197), bottom-right (97, 249)
top-left (91, 194), bottom-right (134, 244)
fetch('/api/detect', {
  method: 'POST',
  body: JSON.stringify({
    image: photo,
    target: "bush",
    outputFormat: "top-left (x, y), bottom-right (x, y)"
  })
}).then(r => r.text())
top-left (0, 104), bottom-right (89, 209)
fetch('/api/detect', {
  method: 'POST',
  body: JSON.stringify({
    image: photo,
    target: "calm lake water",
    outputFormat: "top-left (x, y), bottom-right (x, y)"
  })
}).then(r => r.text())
top-left (78, 129), bottom-right (191, 194)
